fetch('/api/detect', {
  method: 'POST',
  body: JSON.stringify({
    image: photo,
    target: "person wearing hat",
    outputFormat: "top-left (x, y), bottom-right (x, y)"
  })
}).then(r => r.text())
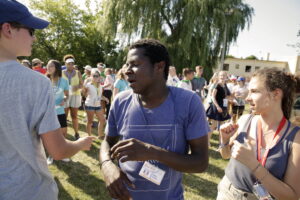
top-left (62, 54), bottom-right (83, 140)
top-left (21, 59), bottom-right (31, 69)
top-left (0, 1), bottom-right (94, 199)
top-left (32, 58), bottom-right (46, 74)
top-left (231, 76), bottom-right (249, 123)
top-left (82, 65), bottom-right (92, 81)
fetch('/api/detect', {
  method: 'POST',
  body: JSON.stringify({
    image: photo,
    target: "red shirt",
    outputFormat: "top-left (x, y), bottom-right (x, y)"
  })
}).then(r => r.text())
top-left (33, 66), bottom-right (46, 74)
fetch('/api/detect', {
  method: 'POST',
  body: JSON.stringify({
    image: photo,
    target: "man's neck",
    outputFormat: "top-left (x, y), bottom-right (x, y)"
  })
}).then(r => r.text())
top-left (0, 48), bottom-right (17, 62)
top-left (139, 84), bottom-right (169, 109)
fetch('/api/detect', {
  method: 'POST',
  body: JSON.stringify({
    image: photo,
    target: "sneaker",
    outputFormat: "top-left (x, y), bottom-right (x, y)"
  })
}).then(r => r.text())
top-left (62, 158), bottom-right (70, 162)
top-left (75, 133), bottom-right (80, 140)
top-left (47, 157), bottom-right (53, 165)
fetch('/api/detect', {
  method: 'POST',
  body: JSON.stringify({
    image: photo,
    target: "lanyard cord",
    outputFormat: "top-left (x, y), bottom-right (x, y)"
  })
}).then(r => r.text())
top-left (257, 116), bottom-right (286, 166)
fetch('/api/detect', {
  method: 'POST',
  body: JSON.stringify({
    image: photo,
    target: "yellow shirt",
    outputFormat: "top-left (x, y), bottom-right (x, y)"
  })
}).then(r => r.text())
top-left (62, 70), bottom-right (81, 96)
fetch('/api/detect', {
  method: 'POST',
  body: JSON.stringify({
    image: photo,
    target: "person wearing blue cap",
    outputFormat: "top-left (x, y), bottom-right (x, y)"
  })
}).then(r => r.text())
top-left (231, 76), bottom-right (248, 123)
top-left (0, 1), bottom-right (95, 200)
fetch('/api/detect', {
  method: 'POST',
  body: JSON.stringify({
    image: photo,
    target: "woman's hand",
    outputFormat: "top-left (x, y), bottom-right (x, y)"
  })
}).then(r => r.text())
top-left (231, 139), bottom-right (258, 170)
top-left (219, 122), bottom-right (239, 144)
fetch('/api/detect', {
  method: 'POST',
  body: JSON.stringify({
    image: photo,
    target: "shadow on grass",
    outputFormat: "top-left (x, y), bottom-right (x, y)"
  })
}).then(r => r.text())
top-left (55, 161), bottom-right (110, 200)
top-left (55, 177), bottom-right (73, 200)
top-left (83, 142), bottom-right (100, 161)
top-left (183, 173), bottom-right (218, 200)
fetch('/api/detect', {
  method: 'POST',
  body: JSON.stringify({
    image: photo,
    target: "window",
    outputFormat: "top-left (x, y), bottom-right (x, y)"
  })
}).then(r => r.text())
top-left (235, 64), bottom-right (239, 69)
top-left (223, 64), bottom-right (229, 71)
top-left (245, 65), bottom-right (252, 72)
top-left (255, 66), bottom-right (260, 71)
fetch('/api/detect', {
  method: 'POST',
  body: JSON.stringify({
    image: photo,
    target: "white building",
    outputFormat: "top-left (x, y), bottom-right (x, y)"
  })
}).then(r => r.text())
top-left (219, 57), bottom-right (291, 77)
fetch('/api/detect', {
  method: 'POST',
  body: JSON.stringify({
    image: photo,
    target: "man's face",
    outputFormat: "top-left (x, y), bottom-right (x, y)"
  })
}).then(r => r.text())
top-left (196, 67), bottom-right (203, 76)
top-left (125, 48), bottom-right (156, 95)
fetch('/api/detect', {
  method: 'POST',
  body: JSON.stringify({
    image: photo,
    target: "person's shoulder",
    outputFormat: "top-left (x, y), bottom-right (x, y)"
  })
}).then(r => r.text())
top-left (114, 89), bottom-right (133, 102)
top-left (169, 86), bottom-right (198, 101)
top-left (60, 77), bottom-right (68, 84)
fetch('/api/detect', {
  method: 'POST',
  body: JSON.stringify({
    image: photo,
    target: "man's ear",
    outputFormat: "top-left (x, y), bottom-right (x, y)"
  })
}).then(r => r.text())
top-left (0, 23), bottom-right (13, 39)
top-left (154, 61), bottom-right (165, 74)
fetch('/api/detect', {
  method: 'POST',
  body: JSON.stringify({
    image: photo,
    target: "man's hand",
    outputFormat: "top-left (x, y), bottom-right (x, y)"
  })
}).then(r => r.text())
top-left (77, 136), bottom-right (96, 150)
top-left (111, 138), bottom-right (154, 162)
top-left (102, 161), bottom-right (135, 200)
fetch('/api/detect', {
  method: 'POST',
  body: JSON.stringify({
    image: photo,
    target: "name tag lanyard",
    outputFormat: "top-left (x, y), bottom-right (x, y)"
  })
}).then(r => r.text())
top-left (256, 116), bottom-right (287, 167)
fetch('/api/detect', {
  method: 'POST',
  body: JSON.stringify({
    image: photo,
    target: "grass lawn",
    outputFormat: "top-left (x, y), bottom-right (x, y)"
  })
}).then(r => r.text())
top-left (49, 110), bottom-right (230, 200)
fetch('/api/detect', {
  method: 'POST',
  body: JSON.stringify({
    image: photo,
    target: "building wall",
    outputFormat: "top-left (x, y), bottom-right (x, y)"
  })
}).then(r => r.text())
top-left (220, 58), bottom-right (290, 77)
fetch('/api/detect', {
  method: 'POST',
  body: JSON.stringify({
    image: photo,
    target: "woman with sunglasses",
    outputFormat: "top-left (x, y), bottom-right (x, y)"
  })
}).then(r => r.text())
top-left (217, 68), bottom-right (300, 200)
top-left (82, 68), bottom-right (106, 139)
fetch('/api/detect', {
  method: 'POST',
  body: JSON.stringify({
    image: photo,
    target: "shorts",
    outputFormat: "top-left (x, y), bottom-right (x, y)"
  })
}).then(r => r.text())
top-left (57, 114), bottom-right (67, 128)
top-left (217, 176), bottom-right (257, 200)
top-left (232, 105), bottom-right (245, 115)
top-left (85, 105), bottom-right (101, 111)
top-left (65, 95), bottom-right (82, 108)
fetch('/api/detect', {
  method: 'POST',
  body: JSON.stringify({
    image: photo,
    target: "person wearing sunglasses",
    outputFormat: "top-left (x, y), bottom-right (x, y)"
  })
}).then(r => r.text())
top-left (82, 68), bottom-right (106, 139)
top-left (0, 1), bottom-right (94, 200)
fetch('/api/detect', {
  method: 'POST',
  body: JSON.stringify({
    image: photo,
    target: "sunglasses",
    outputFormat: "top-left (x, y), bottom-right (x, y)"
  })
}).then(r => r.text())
top-left (9, 22), bottom-right (35, 36)
top-left (93, 75), bottom-right (100, 78)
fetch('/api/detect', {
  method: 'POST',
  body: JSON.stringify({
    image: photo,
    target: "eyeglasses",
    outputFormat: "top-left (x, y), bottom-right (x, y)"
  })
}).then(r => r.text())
top-left (93, 75), bottom-right (100, 78)
top-left (8, 22), bottom-right (35, 37)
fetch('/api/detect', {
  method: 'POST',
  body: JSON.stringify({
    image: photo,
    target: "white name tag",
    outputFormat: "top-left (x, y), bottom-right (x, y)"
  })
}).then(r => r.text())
top-left (223, 99), bottom-right (228, 107)
top-left (139, 161), bottom-right (165, 185)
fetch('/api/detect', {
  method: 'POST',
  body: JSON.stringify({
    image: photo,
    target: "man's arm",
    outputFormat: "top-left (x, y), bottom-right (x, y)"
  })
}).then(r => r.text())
top-left (111, 135), bottom-right (209, 173)
top-left (41, 128), bottom-right (94, 160)
top-left (100, 135), bottom-right (134, 200)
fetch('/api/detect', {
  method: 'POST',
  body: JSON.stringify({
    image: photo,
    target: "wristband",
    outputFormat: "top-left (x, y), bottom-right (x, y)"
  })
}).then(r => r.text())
top-left (100, 159), bottom-right (111, 169)
top-left (218, 141), bottom-right (229, 150)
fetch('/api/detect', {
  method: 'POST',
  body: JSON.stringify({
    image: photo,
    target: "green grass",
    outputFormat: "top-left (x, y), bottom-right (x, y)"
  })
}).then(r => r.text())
top-left (49, 110), bottom-right (230, 200)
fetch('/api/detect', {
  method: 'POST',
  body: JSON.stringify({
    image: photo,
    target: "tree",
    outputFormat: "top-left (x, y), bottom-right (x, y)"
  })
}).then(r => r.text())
top-left (245, 55), bottom-right (258, 60)
top-left (26, 0), bottom-right (118, 70)
top-left (99, 0), bottom-right (254, 78)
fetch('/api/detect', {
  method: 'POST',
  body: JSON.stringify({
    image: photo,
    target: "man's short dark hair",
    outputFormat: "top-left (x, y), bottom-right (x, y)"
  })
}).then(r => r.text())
top-left (129, 39), bottom-right (171, 80)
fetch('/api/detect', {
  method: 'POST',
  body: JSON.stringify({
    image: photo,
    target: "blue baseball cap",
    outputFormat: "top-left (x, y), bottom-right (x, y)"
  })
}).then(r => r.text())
top-left (237, 77), bottom-right (245, 82)
top-left (0, 0), bottom-right (49, 29)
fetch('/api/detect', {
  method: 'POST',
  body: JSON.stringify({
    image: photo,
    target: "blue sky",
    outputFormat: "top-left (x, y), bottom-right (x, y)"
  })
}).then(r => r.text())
top-left (229, 0), bottom-right (300, 62)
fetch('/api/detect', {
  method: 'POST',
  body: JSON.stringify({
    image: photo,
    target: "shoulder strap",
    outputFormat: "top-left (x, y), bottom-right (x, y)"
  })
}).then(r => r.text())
top-left (241, 114), bottom-right (255, 133)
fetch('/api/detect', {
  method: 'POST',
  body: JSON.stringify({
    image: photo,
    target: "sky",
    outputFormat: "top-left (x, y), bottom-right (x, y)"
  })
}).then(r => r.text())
top-left (23, 0), bottom-right (300, 63)
top-left (229, 0), bottom-right (300, 63)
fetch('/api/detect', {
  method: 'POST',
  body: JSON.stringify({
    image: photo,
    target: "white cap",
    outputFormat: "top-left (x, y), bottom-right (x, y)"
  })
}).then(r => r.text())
top-left (65, 58), bottom-right (75, 64)
top-left (84, 65), bottom-right (92, 71)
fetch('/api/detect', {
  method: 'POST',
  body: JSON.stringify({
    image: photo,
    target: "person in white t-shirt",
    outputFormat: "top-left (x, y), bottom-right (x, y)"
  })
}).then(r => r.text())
top-left (177, 68), bottom-right (194, 91)
top-left (82, 68), bottom-right (106, 139)
top-left (231, 76), bottom-right (248, 122)
top-left (167, 66), bottom-right (180, 86)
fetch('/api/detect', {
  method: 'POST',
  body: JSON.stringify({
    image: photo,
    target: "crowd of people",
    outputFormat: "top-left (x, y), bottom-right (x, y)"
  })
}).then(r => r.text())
top-left (1, 1), bottom-right (300, 200)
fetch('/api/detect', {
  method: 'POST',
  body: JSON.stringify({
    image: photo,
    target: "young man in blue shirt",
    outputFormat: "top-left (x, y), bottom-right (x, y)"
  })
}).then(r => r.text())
top-left (100, 39), bottom-right (209, 200)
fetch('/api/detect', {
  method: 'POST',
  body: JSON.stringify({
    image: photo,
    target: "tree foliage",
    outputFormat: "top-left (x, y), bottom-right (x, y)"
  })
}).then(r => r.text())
top-left (100, 0), bottom-right (254, 78)
top-left (27, 0), bottom-right (118, 69)
top-left (245, 55), bottom-right (258, 60)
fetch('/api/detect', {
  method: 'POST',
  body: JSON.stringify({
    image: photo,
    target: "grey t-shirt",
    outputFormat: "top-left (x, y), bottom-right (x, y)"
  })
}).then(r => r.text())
top-left (0, 61), bottom-right (60, 200)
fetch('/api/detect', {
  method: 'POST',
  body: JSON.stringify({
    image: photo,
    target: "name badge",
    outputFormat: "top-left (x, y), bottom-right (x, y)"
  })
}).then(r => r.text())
top-left (139, 161), bottom-right (165, 185)
top-left (223, 99), bottom-right (228, 107)
top-left (253, 182), bottom-right (273, 200)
